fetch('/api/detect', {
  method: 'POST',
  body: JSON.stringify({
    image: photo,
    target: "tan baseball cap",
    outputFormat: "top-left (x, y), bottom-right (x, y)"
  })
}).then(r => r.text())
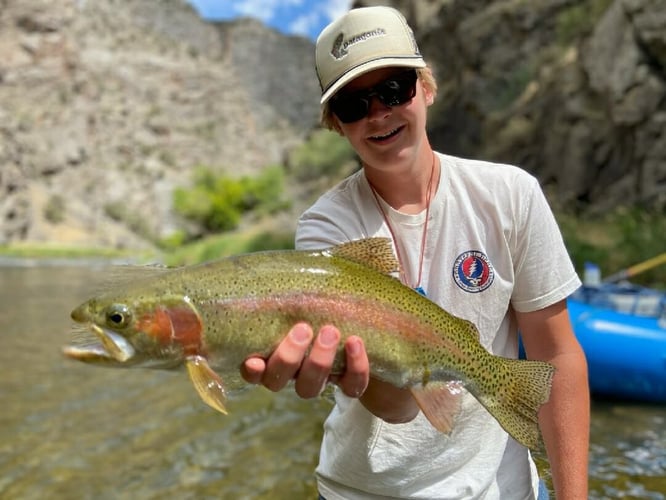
top-left (315, 6), bottom-right (426, 105)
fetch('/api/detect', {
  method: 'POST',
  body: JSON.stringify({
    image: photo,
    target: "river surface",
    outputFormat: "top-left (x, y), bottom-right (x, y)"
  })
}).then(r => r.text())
top-left (1, 264), bottom-right (664, 499)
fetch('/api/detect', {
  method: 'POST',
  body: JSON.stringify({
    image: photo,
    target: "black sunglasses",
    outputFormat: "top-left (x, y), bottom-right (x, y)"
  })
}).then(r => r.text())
top-left (330, 69), bottom-right (418, 124)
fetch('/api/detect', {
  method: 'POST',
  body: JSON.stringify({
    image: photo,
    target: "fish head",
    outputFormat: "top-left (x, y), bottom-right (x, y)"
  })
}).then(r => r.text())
top-left (63, 293), bottom-right (203, 369)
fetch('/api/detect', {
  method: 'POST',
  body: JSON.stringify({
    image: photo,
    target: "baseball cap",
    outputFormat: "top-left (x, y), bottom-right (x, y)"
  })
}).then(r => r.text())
top-left (315, 6), bottom-right (426, 106)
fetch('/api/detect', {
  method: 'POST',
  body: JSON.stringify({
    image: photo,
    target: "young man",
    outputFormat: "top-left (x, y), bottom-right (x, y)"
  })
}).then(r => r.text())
top-left (242, 6), bottom-right (589, 499)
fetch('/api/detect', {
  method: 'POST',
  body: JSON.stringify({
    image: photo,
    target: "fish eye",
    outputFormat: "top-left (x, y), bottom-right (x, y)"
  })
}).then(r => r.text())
top-left (105, 304), bottom-right (132, 328)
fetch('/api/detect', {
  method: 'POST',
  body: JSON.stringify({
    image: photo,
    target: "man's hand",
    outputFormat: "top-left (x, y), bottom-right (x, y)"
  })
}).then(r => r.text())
top-left (241, 322), bottom-right (420, 423)
top-left (240, 323), bottom-right (370, 398)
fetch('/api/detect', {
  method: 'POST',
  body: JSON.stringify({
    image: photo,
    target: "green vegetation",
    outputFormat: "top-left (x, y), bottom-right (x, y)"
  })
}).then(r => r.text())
top-left (161, 165), bottom-right (295, 259)
top-left (173, 165), bottom-right (291, 238)
top-left (0, 243), bottom-right (135, 260)
top-left (558, 207), bottom-right (666, 287)
top-left (287, 128), bottom-right (356, 182)
top-left (155, 131), bottom-right (356, 262)
top-left (163, 227), bottom-right (294, 266)
top-left (163, 132), bottom-right (355, 257)
top-left (43, 195), bottom-right (66, 224)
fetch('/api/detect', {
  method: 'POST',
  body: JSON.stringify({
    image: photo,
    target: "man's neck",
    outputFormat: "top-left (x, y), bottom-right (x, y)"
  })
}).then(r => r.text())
top-left (364, 148), bottom-right (439, 214)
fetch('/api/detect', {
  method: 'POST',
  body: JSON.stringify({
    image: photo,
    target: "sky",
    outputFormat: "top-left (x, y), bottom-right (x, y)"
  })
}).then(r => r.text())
top-left (186, 0), bottom-right (353, 40)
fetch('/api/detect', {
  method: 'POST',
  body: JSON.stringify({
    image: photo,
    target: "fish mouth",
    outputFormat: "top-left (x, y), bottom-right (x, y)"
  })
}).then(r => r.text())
top-left (62, 324), bottom-right (135, 363)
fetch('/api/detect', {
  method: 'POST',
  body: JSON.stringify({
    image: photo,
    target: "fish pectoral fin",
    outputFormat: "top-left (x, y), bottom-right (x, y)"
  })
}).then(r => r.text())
top-left (185, 355), bottom-right (228, 415)
top-left (410, 381), bottom-right (464, 434)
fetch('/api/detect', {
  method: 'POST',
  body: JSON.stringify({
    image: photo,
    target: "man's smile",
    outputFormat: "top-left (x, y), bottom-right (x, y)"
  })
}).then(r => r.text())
top-left (368, 125), bottom-right (404, 142)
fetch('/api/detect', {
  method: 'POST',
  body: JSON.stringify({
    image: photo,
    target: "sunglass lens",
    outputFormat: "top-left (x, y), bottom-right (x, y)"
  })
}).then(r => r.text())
top-left (331, 96), bottom-right (369, 123)
top-left (377, 73), bottom-right (416, 106)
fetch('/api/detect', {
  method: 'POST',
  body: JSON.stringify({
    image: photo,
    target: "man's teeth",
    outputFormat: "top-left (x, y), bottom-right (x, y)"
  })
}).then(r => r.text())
top-left (371, 127), bottom-right (400, 140)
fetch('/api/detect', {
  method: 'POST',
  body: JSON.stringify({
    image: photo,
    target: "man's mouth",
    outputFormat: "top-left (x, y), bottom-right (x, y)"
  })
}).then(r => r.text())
top-left (369, 126), bottom-right (403, 141)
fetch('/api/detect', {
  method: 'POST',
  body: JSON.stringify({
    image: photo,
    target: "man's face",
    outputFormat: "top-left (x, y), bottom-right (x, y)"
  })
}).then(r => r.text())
top-left (333, 67), bottom-right (433, 170)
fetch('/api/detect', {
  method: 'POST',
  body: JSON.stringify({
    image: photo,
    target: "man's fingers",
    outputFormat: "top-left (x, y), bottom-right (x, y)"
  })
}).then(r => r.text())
top-left (336, 336), bottom-right (370, 398)
top-left (240, 356), bottom-right (267, 384)
top-left (241, 324), bottom-right (369, 401)
top-left (295, 325), bottom-right (341, 398)
top-left (262, 322), bottom-right (313, 392)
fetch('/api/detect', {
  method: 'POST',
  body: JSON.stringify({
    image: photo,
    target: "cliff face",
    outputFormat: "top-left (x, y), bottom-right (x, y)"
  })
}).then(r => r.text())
top-left (358, 0), bottom-right (666, 212)
top-left (1, 0), bottom-right (664, 250)
top-left (0, 0), bottom-right (319, 248)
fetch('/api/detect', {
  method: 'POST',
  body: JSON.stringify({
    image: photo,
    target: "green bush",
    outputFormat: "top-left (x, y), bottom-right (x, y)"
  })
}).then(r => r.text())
top-left (43, 195), bottom-right (66, 224)
top-left (241, 165), bottom-right (291, 215)
top-left (163, 229), bottom-right (296, 266)
top-left (288, 129), bottom-right (356, 182)
top-left (246, 231), bottom-right (295, 252)
top-left (173, 166), bottom-right (290, 234)
top-left (158, 229), bottom-right (187, 250)
top-left (558, 207), bottom-right (666, 287)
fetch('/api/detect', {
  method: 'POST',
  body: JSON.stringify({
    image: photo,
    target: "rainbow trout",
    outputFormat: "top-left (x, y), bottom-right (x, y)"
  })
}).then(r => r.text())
top-left (63, 238), bottom-right (554, 449)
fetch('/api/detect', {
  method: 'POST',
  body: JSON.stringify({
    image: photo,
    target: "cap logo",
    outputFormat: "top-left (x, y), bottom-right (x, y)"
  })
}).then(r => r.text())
top-left (330, 28), bottom-right (387, 60)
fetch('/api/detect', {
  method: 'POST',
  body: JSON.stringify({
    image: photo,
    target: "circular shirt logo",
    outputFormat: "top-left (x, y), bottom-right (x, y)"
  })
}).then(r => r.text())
top-left (453, 250), bottom-right (494, 293)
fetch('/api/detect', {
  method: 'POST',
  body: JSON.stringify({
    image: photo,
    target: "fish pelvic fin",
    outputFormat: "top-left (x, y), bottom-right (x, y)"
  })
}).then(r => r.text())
top-left (185, 355), bottom-right (228, 415)
top-left (476, 358), bottom-right (555, 450)
top-left (410, 381), bottom-right (464, 434)
top-left (329, 238), bottom-right (400, 276)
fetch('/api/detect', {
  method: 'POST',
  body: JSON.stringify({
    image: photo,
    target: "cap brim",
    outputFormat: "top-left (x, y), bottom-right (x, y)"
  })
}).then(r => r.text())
top-left (320, 57), bottom-right (426, 105)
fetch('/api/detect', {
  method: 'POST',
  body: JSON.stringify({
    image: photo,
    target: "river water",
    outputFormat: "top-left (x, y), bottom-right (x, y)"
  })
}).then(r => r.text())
top-left (1, 264), bottom-right (664, 499)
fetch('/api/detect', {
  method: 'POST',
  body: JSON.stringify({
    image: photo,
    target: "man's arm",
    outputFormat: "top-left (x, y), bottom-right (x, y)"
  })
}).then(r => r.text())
top-left (517, 299), bottom-right (590, 499)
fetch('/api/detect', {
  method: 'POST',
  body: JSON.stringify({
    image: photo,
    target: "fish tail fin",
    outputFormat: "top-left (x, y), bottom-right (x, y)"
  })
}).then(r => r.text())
top-left (475, 358), bottom-right (555, 450)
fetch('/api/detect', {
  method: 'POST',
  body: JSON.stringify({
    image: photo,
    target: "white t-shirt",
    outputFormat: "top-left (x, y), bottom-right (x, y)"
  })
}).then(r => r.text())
top-left (295, 153), bottom-right (581, 499)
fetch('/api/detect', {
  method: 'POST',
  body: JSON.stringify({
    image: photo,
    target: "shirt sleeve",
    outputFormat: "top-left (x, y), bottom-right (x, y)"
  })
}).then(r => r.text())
top-left (295, 207), bottom-right (352, 251)
top-left (510, 177), bottom-right (581, 312)
top-left (295, 174), bottom-right (373, 251)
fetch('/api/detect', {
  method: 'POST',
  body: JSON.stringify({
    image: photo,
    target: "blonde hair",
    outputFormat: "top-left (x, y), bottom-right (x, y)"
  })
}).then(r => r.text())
top-left (320, 65), bottom-right (438, 132)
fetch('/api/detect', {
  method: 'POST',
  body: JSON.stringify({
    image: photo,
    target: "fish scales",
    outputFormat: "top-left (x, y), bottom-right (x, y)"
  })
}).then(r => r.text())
top-left (64, 238), bottom-right (555, 449)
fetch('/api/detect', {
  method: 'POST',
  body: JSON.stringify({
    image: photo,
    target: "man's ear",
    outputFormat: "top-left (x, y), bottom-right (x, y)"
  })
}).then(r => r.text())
top-left (424, 86), bottom-right (435, 106)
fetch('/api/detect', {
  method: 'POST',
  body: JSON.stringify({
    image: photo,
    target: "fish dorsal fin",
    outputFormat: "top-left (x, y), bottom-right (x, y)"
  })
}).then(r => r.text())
top-left (329, 237), bottom-right (400, 275)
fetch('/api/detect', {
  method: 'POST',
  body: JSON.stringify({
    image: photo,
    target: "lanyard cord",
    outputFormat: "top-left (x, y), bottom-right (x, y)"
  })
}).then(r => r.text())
top-left (368, 152), bottom-right (436, 290)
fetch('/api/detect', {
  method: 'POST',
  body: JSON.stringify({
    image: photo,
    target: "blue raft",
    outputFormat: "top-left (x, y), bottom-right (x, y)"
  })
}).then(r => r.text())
top-left (568, 283), bottom-right (666, 403)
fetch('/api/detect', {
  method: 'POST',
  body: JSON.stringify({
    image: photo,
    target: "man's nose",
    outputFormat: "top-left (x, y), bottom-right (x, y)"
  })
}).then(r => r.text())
top-left (366, 95), bottom-right (391, 120)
